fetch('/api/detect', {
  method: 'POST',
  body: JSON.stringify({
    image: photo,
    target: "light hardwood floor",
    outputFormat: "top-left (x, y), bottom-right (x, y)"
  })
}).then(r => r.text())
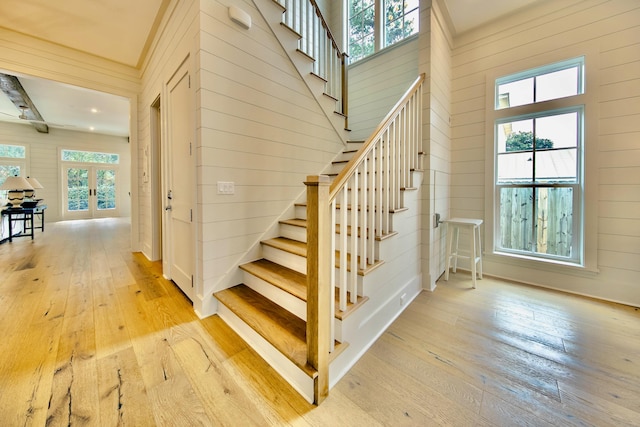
top-left (1, 218), bottom-right (639, 426)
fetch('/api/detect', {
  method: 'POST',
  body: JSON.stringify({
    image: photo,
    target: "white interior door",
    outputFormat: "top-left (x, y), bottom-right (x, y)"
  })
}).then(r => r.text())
top-left (164, 60), bottom-right (194, 301)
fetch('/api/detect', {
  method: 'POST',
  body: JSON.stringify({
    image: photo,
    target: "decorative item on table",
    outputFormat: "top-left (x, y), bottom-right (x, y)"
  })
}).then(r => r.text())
top-left (22, 176), bottom-right (44, 207)
top-left (0, 175), bottom-right (33, 208)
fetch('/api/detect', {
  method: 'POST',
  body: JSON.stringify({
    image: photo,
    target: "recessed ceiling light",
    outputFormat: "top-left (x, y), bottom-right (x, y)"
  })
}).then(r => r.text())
top-left (90, 108), bottom-right (98, 113)
top-left (89, 126), bottom-right (95, 131)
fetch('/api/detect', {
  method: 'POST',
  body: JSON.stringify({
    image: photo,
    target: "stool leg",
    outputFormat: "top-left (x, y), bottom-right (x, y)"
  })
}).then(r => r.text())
top-left (471, 225), bottom-right (477, 289)
top-left (452, 226), bottom-right (459, 273)
top-left (445, 225), bottom-right (452, 281)
top-left (476, 225), bottom-right (483, 280)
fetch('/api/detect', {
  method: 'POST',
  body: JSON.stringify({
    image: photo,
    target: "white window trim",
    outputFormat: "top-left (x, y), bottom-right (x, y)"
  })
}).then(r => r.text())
top-left (346, 0), bottom-right (419, 63)
top-left (484, 48), bottom-right (599, 274)
top-left (0, 144), bottom-right (30, 198)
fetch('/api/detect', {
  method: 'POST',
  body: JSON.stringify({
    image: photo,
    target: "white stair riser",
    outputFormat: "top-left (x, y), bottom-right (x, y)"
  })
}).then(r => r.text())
top-left (263, 244), bottom-right (307, 275)
top-left (280, 223), bottom-right (307, 243)
top-left (243, 272), bottom-right (307, 321)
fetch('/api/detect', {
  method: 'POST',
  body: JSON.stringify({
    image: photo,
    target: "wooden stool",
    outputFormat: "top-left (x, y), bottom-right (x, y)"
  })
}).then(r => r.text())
top-left (443, 218), bottom-right (483, 288)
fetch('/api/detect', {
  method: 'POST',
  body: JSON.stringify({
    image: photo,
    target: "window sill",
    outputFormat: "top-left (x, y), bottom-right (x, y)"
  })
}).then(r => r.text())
top-left (487, 251), bottom-right (600, 278)
top-left (348, 34), bottom-right (419, 68)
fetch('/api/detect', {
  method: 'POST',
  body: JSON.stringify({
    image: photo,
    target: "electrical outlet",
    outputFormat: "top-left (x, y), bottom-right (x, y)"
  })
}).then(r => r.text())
top-left (217, 181), bottom-right (235, 195)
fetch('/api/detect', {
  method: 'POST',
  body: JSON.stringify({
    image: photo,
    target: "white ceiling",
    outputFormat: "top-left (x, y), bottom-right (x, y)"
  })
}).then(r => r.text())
top-left (0, 0), bottom-right (545, 137)
top-left (442, 0), bottom-right (546, 35)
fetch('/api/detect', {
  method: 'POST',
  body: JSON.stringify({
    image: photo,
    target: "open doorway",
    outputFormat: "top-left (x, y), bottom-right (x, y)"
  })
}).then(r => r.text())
top-left (149, 96), bottom-right (162, 261)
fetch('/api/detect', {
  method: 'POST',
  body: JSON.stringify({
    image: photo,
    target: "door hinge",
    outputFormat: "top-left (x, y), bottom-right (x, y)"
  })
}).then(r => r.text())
top-left (191, 275), bottom-right (194, 288)
top-left (188, 75), bottom-right (191, 88)
top-left (190, 209), bottom-right (193, 222)
top-left (189, 142), bottom-right (192, 155)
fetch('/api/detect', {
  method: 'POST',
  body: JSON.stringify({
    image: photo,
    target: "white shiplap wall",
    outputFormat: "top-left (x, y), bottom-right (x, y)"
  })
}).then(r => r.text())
top-left (422, 0), bottom-right (453, 290)
top-left (196, 0), bottom-right (344, 314)
top-left (451, 0), bottom-right (640, 306)
top-left (348, 38), bottom-right (420, 140)
top-left (0, 28), bottom-right (138, 225)
top-left (137, 0), bottom-right (199, 264)
top-left (0, 122), bottom-right (131, 223)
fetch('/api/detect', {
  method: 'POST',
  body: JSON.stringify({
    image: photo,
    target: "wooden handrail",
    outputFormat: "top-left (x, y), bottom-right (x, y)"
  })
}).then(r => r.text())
top-left (329, 73), bottom-right (425, 200)
top-left (305, 74), bottom-right (424, 403)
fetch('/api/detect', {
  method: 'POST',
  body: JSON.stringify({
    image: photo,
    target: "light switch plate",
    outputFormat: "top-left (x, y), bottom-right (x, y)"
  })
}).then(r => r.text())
top-left (217, 181), bottom-right (235, 195)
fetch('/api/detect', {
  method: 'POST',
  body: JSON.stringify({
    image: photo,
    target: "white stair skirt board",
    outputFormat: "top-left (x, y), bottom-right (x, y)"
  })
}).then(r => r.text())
top-left (216, 303), bottom-right (316, 404)
top-left (329, 274), bottom-right (422, 389)
top-left (243, 272), bottom-right (307, 321)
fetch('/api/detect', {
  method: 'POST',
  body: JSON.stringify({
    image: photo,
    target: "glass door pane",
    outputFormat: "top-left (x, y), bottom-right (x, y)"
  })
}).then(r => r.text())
top-left (67, 168), bottom-right (89, 213)
top-left (96, 168), bottom-right (116, 211)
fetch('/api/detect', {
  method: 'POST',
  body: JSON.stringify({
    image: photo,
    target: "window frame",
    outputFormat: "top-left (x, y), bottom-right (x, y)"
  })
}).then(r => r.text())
top-left (347, 0), bottom-right (419, 63)
top-left (0, 144), bottom-right (28, 199)
top-left (484, 53), bottom-right (598, 272)
top-left (494, 106), bottom-right (584, 263)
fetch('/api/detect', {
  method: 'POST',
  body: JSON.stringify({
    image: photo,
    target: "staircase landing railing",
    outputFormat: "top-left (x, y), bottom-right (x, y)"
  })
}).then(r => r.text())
top-left (275, 0), bottom-right (348, 125)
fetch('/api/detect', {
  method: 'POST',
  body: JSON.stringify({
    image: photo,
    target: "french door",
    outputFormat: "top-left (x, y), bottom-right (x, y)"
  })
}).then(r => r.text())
top-left (64, 166), bottom-right (118, 219)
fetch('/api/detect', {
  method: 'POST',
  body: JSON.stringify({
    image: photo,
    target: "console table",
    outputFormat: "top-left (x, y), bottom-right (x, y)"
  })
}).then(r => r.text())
top-left (1, 205), bottom-right (47, 242)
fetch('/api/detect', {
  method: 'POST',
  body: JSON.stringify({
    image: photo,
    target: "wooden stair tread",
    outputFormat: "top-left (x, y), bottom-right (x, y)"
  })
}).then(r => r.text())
top-left (241, 259), bottom-right (369, 317)
top-left (281, 218), bottom-right (396, 241)
top-left (335, 294), bottom-right (369, 321)
top-left (262, 237), bottom-right (307, 257)
top-left (240, 259), bottom-right (306, 301)
top-left (262, 236), bottom-right (382, 275)
top-left (215, 284), bottom-right (317, 378)
top-left (279, 218), bottom-right (307, 228)
top-left (335, 223), bottom-right (398, 241)
top-left (296, 202), bottom-right (407, 214)
top-left (335, 251), bottom-right (384, 276)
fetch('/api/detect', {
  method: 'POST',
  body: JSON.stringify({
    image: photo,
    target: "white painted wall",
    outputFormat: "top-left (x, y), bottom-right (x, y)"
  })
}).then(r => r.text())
top-left (348, 37), bottom-right (420, 140)
top-left (421, 0), bottom-right (453, 290)
top-left (136, 0), bottom-right (199, 263)
top-left (450, 0), bottom-right (640, 306)
top-left (0, 123), bottom-right (131, 223)
top-left (0, 26), bottom-right (141, 247)
top-left (196, 0), bottom-right (344, 315)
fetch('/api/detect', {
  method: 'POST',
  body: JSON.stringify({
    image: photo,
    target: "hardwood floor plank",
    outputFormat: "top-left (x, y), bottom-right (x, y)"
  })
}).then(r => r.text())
top-left (97, 347), bottom-right (156, 426)
top-left (222, 347), bottom-right (313, 426)
top-left (92, 277), bottom-right (132, 359)
top-left (558, 381), bottom-right (640, 427)
top-left (1, 219), bottom-right (639, 426)
top-left (171, 334), bottom-right (269, 426)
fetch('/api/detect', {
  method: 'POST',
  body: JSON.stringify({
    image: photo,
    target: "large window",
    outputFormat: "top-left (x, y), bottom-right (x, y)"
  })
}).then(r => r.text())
top-left (348, 0), bottom-right (419, 63)
top-left (493, 57), bottom-right (585, 264)
top-left (0, 144), bottom-right (27, 198)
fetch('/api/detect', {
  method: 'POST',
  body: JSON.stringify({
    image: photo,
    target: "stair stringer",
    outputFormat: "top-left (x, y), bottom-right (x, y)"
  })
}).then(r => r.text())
top-left (253, 0), bottom-right (351, 142)
top-left (328, 170), bottom-right (425, 388)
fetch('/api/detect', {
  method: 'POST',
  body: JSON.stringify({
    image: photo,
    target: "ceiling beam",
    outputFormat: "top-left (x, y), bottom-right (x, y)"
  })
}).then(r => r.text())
top-left (0, 73), bottom-right (49, 133)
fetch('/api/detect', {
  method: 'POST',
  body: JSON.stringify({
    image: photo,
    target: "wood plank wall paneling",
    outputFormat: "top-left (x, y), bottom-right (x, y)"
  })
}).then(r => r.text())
top-left (425, 1), bottom-right (453, 287)
top-left (347, 39), bottom-right (420, 140)
top-left (450, 0), bottom-right (640, 305)
top-left (196, 0), bottom-right (344, 298)
top-left (136, 0), bottom-right (198, 264)
top-left (0, 122), bottom-right (131, 223)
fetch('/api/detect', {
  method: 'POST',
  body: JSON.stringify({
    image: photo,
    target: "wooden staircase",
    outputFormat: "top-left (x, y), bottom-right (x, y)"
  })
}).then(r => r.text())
top-left (214, 143), bottom-right (370, 403)
top-left (214, 0), bottom-right (425, 405)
